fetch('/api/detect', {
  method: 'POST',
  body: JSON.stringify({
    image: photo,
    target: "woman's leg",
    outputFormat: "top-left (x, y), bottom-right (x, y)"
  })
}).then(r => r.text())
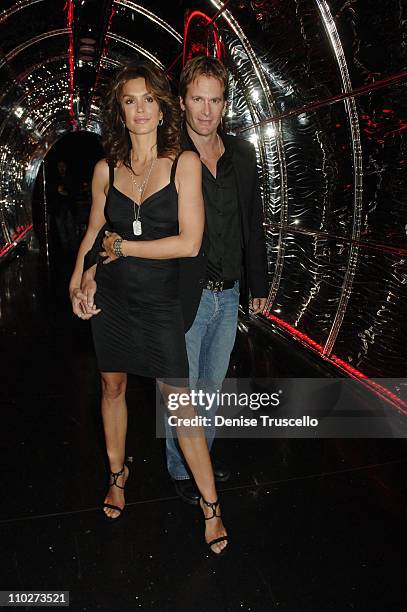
top-left (158, 382), bottom-right (228, 554)
top-left (101, 371), bottom-right (129, 518)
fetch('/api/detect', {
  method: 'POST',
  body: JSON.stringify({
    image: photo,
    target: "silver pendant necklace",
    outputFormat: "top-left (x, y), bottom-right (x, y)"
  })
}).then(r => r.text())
top-left (129, 150), bottom-right (156, 236)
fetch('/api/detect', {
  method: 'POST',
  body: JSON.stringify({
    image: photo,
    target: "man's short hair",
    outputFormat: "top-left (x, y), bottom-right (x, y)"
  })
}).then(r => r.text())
top-left (179, 55), bottom-right (229, 100)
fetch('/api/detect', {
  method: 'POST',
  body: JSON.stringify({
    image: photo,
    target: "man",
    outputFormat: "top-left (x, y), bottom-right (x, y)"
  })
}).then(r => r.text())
top-left (166, 56), bottom-right (268, 503)
top-left (75, 56), bottom-right (268, 504)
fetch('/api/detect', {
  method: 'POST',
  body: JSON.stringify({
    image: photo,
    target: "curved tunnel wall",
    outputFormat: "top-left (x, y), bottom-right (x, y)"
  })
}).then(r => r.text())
top-left (0, 0), bottom-right (406, 379)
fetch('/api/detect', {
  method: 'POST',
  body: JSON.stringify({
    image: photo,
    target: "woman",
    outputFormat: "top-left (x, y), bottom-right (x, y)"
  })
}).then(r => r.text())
top-left (69, 59), bottom-right (228, 555)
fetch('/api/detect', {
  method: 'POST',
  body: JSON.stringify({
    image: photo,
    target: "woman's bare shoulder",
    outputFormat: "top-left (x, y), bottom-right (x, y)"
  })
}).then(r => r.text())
top-left (179, 150), bottom-right (200, 162)
top-left (92, 159), bottom-right (112, 193)
top-left (177, 150), bottom-right (201, 172)
top-left (93, 158), bottom-right (110, 176)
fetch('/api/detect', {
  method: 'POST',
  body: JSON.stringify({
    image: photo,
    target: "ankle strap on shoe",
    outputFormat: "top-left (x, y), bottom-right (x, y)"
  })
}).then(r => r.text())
top-left (109, 465), bottom-right (126, 489)
top-left (201, 497), bottom-right (221, 520)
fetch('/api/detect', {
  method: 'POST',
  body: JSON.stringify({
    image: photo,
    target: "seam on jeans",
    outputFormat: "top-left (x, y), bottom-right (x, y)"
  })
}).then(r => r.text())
top-left (203, 299), bottom-right (239, 389)
top-left (198, 290), bottom-right (220, 382)
top-left (185, 333), bottom-right (203, 389)
top-left (200, 291), bottom-right (220, 328)
top-left (209, 292), bottom-right (221, 324)
top-left (200, 326), bottom-right (209, 382)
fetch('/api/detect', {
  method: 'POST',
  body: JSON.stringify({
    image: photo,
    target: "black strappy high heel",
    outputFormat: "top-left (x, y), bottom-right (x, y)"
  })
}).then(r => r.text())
top-left (200, 497), bottom-right (228, 556)
top-left (103, 464), bottom-right (129, 521)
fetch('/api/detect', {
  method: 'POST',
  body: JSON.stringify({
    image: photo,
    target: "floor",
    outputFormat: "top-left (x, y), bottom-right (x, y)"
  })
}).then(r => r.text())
top-left (1, 241), bottom-right (406, 611)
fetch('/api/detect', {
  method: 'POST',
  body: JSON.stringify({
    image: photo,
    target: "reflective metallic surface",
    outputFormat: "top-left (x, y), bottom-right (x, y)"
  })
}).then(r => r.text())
top-left (0, 0), bottom-right (406, 376)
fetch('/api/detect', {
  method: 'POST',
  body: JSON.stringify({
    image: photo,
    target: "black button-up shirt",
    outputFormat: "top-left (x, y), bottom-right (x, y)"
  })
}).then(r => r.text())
top-left (181, 127), bottom-right (242, 281)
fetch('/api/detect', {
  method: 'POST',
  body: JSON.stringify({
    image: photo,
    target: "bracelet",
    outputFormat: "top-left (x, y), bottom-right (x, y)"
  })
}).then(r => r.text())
top-left (112, 238), bottom-right (126, 258)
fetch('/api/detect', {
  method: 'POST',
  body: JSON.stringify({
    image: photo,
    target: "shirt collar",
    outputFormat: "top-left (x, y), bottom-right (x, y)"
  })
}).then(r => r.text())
top-left (181, 123), bottom-right (234, 160)
top-left (181, 123), bottom-right (198, 153)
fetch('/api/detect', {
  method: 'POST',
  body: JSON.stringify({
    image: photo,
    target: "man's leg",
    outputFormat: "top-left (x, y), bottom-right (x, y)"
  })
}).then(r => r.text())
top-left (198, 282), bottom-right (240, 451)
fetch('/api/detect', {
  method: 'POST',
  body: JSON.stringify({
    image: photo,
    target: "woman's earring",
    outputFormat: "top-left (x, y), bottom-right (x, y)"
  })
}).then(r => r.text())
top-left (158, 117), bottom-right (164, 127)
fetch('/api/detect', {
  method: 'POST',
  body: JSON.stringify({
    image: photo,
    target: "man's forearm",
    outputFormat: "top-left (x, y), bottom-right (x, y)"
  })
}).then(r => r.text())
top-left (82, 264), bottom-right (97, 284)
top-left (83, 224), bottom-right (108, 271)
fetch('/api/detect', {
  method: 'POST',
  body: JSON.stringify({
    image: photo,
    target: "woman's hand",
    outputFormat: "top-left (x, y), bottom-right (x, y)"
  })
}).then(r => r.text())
top-left (70, 272), bottom-right (101, 320)
top-left (100, 231), bottom-right (122, 264)
top-left (70, 287), bottom-right (93, 320)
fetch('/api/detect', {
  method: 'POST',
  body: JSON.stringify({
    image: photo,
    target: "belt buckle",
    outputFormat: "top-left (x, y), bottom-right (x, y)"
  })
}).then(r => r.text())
top-left (207, 279), bottom-right (224, 292)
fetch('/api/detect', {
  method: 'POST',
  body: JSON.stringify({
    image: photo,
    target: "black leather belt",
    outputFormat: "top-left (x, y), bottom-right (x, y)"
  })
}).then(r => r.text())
top-left (203, 279), bottom-right (236, 292)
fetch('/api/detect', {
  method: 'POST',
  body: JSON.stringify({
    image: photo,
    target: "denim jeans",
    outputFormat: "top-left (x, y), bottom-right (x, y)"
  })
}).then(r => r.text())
top-left (165, 281), bottom-right (240, 480)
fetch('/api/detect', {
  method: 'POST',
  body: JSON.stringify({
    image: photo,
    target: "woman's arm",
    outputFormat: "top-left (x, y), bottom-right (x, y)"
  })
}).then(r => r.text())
top-left (101, 151), bottom-right (203, 262)
top-left (69, 159), bottom-right (109, 313)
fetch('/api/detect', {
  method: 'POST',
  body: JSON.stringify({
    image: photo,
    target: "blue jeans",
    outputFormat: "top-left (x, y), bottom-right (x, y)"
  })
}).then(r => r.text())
top-left (165, 282), bottom-right (240, 480)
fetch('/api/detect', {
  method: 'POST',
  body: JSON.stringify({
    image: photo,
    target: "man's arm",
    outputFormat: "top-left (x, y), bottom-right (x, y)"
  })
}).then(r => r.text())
top-left (248, 146), bottom-right (269, 313)
top-left (83, 225), bottom-right (107, 271)
top-left (78, 223), bottom-right (109, 317)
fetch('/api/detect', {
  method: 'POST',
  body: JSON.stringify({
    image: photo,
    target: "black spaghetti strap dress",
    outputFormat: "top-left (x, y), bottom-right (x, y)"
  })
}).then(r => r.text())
top-left (91, 158), bottom-right (189, 381)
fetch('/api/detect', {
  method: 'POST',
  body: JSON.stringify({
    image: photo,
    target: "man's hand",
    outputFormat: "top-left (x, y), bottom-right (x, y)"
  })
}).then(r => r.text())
top-left (250, 297), bottom-right (267, 314)
top-left (101, 230), bottom-right (122, 264)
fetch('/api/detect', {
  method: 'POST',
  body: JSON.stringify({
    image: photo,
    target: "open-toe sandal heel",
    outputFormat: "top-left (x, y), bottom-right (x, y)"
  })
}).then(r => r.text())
top-left (103, 464), bottom-right (129, 521)
top-left (201, 497), bottom-right (228, 556)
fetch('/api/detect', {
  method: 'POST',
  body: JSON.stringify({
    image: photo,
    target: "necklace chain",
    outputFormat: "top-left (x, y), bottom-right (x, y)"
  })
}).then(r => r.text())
top-left (217, 133), bottom-right (222, 157)
top-left (129, 150), bottom-right (155, 196)
top-left (200, 133), bottom-right (222, 161)
top-left (129, 150), bottom-right (156, 236)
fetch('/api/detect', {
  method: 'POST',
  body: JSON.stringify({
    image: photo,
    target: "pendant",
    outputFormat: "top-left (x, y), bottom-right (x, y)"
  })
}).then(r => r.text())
top-left (133, 219), bottom-right (142, 236)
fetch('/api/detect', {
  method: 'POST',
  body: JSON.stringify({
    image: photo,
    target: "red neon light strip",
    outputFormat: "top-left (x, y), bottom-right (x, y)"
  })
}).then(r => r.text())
top-left (183, 10), bottom-right (222, 66)
top-left (64, 0), bottom-right (76, 127)
top-left (97, 4), bottom-right (115, 79)
top-left (265, 313), bottom-right (407, 415)
top-left (168, 8), bottom-right (224, 74)
top-left (0, 224), bottom-right (33, 258)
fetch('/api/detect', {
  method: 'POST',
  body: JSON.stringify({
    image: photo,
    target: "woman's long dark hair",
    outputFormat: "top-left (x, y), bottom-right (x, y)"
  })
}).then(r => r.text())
top-left (102, 58), bottom-right (181, 167)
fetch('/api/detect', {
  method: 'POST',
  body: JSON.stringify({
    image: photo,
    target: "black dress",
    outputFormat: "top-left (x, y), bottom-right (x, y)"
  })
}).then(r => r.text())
top-left (91, 158), bottom-right (189, 380)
